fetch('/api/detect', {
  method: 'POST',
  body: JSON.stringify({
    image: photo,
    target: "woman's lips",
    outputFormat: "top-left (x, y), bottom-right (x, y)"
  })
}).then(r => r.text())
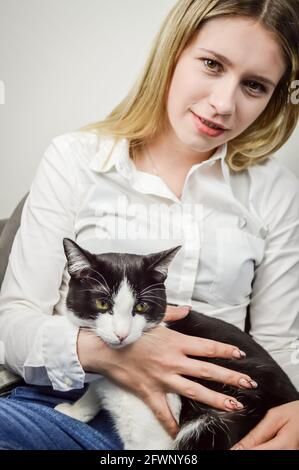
top-left (191, 112), bottom-right (228, 137)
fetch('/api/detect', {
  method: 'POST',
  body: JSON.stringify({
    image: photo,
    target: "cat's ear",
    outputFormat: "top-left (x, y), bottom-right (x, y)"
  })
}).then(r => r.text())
top-left (145, 245), bottom-right (182, 278)
top-left (63, 238), bottom-right (93, 279)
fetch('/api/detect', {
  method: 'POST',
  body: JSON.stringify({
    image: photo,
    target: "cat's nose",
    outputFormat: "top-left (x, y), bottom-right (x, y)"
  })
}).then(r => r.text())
top-left (116, 333), bottom-right (128, 343)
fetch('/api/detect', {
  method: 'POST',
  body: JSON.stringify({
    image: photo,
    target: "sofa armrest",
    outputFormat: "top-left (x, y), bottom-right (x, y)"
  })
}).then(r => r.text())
top-left (0, 194), bottom-right (28, 288)
top-left (0, 219), bottom-right (8, 237)
top-left (0, 198), bottom-right (28, 395)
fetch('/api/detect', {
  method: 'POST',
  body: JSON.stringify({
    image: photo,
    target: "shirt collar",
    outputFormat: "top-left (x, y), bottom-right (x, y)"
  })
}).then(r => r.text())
top-left (89, 136), bottom-right (128, 173)
top-left (89, 135), bottom-right (230, 184)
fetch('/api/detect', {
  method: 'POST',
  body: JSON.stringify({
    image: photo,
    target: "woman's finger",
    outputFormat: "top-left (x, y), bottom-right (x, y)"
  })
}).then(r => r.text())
top-left (230, 410), bottom-right (279, 449)
top-left (145, 392), bottom-right (179, 438)
top-left (164, 305), bottom-right (191, 322)
top-left (180, 334), bottom-right (246, 360)
top-left (178, 357), bottom-right (258, 389)
top-left (168, 375), bottom-right (245, 412)
top-left (251, 435), bottom-right (290, 450)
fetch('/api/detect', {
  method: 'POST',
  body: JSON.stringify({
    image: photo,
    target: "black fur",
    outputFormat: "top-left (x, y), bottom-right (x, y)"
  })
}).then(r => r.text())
top-left (169, 312), bottom-right (299, 449)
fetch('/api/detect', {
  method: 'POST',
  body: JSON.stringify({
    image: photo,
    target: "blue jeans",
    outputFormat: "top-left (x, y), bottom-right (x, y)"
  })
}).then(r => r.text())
top-left (0, 385), bottom-right (124, 450)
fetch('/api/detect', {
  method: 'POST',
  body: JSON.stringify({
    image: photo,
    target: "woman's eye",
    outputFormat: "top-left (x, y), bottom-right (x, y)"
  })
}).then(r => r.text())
top-left (201, 58), bottom-right (267, 96)
top-left (202, 58), bottom-right (222, 72)
top-left (95, 299), bottom-right (110, 311)
top-left (135, 302), bottom-right (149, 313)
top-left (245, 80), bottom-right (267, 94)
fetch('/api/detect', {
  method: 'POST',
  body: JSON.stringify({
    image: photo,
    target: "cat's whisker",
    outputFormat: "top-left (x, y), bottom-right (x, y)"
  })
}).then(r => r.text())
top-left (141, 294), bottom-right (164, 303)
top-left (142, 297), bottom-right (163, 304)
top-left (77, 288), bottom-right (108, 294)
top-left (88, 267), bottom-right (111, 293)
top-left (85, 276), bottom-right (111, 296)
top-left (142, 293), bottom-right (163, 299)
top-left (142, 299), bottom-right (164, 308)
top-left (141, 289), bottom-right (165, 296)
top-left (140, 283), bottom-right (164, 294)
top-left (141, 287), bottom-right (165, 293)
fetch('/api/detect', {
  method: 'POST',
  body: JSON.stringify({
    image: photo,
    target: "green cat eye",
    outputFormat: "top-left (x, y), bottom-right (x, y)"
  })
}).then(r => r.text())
top-left (95, 299), bottom-right (110, 311)
top-left (135, 302), bottom-right (149, 313)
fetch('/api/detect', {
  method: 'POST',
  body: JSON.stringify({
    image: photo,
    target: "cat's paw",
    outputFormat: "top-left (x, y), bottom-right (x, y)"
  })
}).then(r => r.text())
top-left (54, 402), bottom-right (94, 423)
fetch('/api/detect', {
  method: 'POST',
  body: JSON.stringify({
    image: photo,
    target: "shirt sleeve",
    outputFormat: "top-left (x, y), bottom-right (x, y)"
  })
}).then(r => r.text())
top-left (248, 159), bottom-right (299, 390)
top-left (0, 134), bottom-right (89, 391)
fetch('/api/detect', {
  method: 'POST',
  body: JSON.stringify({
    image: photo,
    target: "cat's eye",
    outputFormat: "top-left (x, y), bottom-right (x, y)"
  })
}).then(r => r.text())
top-left (135, 302), bottom-right (149, 313)
top-left (95, 299), bottom-right (110, 311)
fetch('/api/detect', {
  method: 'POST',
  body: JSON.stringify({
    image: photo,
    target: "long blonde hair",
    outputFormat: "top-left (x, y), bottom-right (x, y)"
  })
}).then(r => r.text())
top-left (80, 0), bottom-right (299, 171)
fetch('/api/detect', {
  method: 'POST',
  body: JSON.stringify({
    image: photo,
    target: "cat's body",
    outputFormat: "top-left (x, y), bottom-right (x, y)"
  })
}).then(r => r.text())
top-left (55, 239), bottom-right (299, 450)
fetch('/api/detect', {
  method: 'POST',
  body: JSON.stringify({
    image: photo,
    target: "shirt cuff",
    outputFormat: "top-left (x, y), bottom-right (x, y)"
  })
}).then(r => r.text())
top-left (24, 315), bottom-right (85, 391)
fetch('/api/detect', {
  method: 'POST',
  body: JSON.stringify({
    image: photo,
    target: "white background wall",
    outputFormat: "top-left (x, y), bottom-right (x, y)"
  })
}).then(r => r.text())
top-left (0, 0), bottom-right (298, 219)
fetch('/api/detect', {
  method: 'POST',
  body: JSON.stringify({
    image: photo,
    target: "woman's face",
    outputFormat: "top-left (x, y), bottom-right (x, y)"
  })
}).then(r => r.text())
top-left (165, 16), bottom-right (287, 154)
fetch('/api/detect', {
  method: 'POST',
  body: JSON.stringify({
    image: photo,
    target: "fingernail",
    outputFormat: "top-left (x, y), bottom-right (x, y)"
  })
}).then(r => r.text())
top-left (231, 445), bottom-right (244, 450)
top-left (232, 349), bottom-right (246, 359)
top-left (225, 398), bottom-right (244, 410)
top-left (239, 377), bottom-right (258, 389)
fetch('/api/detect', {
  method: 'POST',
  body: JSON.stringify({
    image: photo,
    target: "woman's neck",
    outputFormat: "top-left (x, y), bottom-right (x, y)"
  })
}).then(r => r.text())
top-left (138, 130), bottom-right (218, 172)
top-left (131, 133), bottom-right (219, 200)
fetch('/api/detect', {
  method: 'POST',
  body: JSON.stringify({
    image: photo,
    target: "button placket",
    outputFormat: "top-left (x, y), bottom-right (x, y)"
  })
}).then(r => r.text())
top-left (179, 211), bottom-right (200, 299)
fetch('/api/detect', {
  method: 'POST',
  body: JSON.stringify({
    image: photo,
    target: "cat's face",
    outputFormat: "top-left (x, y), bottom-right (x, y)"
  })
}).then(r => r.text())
top-left (63, 238), bottom-right (181, 348)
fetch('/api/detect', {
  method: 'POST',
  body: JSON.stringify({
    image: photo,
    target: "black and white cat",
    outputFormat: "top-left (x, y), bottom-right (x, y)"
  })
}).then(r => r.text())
top-left (55, 238), bottom-right (299, 450)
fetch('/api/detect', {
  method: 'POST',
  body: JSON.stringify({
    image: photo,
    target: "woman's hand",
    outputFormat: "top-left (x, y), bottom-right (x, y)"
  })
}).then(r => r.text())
top-left (231, 401), bottom-right (299, 450)
top-left (77, 305), bottom-right (256, 438)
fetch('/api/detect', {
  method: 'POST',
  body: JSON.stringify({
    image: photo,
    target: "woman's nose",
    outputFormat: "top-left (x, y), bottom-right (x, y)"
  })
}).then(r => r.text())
top-left (208, 79), bottom-right (237, 116)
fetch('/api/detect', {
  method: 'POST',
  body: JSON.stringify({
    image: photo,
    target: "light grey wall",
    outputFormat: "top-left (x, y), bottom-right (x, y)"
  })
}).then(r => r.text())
top-left (0, 0), bottom-right (176, 218)
top-left (0, 0), bottom-right (298, 218)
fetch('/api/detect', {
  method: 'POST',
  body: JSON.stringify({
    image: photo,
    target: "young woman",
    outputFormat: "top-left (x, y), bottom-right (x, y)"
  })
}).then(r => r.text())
top-left (0, 0), bottom-right (298, 450)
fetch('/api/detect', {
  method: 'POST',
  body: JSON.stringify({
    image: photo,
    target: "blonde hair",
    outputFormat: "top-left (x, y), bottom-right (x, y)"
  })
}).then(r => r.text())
top-left (80, 0), bottom-right (299, 171)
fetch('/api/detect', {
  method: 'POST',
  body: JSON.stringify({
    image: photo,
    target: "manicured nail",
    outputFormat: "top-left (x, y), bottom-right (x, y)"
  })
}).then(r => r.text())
top-left (225, 398), bottom-right (244, 410)
top-left (239, 377), bottom-right (258, 388)
top-left (232, 349), bottom-right (246, 359)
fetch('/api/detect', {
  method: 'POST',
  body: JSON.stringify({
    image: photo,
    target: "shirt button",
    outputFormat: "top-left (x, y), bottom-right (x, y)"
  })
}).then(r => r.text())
top-left (259, 226), bottom-right (268, 239)
top-left (238, 215), bottom-right (247, 229)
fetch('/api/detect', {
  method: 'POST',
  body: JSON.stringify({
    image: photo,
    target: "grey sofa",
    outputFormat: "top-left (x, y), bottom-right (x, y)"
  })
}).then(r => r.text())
top-left (0, 220), bottom-right (7, 236)
top-left (0, 195), bottom-right (28, 287)
top-left (0, 195), bottom-right (28, 395)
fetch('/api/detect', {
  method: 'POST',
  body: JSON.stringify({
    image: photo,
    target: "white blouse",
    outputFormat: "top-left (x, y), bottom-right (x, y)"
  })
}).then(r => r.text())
top-left (0, 131), bottom-right (298, 390)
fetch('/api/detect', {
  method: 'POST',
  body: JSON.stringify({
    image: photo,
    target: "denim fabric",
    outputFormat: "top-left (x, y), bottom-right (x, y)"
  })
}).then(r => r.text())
top-left (0, 385), bottom-right (123, 450)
